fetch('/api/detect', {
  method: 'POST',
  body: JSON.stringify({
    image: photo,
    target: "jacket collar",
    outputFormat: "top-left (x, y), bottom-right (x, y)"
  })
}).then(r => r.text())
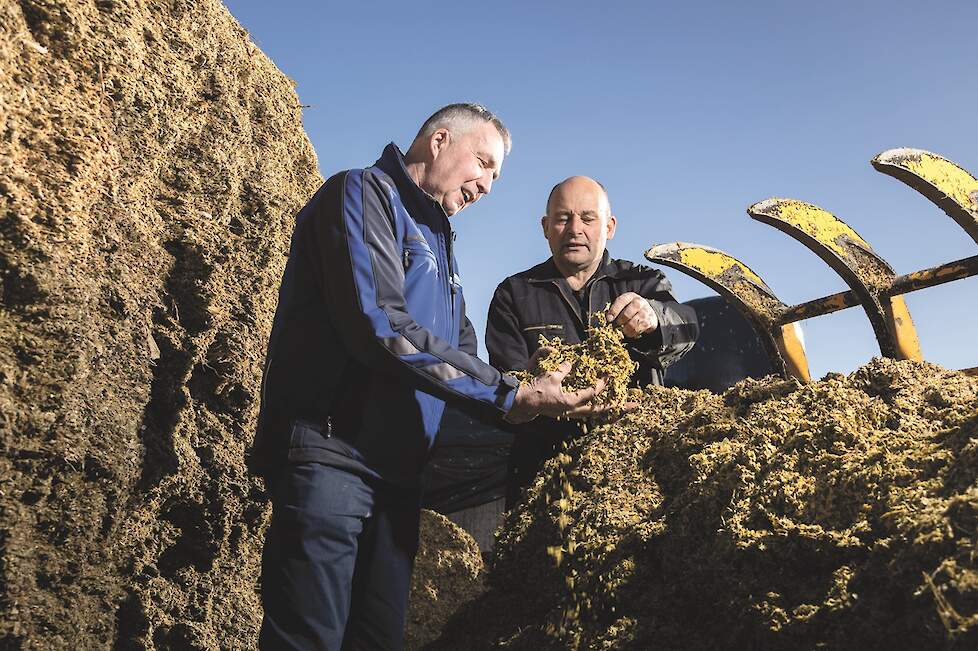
top-left (373, 143), bottom-right (448, 227)
top-left (527, 250), bottom-right (615, 283)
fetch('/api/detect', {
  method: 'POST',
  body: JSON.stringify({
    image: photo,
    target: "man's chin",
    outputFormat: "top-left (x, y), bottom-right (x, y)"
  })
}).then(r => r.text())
top-left (556, 253), bottom-right (593, 267)
top-left (442, 201), bottom-right (464, 217)
top-left (559, 249), bottom-right (589, 262)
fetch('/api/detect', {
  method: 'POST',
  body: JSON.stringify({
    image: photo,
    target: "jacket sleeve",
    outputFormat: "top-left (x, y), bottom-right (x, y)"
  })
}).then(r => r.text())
top-left (306, 169), bottom-right (518, 415)
top-left (458, 294), bottom-right (479, 357)
top-left (628, 271), bottom-right (699, 369)
top-left (458, 300), bottom-right (479, 357)
top-left (485, 280), bottom-right (531, 373)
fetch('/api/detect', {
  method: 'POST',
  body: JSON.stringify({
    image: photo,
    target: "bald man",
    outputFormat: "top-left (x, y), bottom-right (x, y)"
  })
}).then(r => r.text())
top-left (486, 176), bottom-right (699, 506)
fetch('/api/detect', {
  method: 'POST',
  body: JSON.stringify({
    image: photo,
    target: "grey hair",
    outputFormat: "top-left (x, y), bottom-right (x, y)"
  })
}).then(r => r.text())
top-left (414, 103), bottom-right (511, 154)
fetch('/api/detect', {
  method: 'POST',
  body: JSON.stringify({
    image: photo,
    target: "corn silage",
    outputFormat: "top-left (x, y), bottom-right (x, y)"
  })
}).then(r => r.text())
top-left (434, 346), bottom-right (978, 649)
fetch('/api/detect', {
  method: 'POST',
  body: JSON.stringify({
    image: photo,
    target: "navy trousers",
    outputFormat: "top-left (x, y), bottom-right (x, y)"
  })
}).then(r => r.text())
top-left (259, 462), bottom-right (420, 650)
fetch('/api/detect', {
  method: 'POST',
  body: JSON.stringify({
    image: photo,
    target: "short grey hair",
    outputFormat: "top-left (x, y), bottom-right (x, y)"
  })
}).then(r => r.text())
top-left (415, 103), bottom-right (511, 155)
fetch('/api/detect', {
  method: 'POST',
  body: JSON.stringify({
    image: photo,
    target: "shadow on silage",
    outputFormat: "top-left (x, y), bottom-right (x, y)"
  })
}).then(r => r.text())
top-left (136, 239), bottom-right (212, 490)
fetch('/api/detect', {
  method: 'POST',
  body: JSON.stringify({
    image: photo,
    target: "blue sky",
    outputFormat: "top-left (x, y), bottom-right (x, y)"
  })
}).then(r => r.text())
top-left (225, 0), bottom-right (977, 378)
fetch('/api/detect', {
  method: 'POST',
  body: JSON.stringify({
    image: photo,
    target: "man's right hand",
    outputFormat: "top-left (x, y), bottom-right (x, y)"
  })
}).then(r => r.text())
top-left (503, 350), bottom-right (607, 424)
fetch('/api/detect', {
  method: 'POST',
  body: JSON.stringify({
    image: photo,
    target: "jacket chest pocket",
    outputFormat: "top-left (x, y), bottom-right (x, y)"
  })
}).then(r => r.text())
top-left (522, 323), bottom-right (565, 344)
top-left (403, 236), bottom-right (439, 277)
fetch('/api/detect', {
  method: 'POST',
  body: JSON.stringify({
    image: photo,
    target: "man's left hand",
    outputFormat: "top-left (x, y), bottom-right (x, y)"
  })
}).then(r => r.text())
top-left (605, 292), bottom-right (658, 338)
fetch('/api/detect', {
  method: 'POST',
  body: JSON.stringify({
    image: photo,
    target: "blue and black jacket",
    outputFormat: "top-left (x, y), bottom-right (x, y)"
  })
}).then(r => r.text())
top-left (249, 144), bottom-right (519, 485)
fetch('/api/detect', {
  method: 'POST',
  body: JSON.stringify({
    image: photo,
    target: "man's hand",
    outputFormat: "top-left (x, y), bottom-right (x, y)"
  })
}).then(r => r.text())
top-left (504, 349), bottom-right (607, 424)
top-left (605, 292), bottom-right (658, 338)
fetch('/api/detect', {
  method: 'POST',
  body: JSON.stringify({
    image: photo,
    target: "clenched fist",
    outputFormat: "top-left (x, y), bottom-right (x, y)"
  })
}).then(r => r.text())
top-left (605, 292), bottom-right (658, 338)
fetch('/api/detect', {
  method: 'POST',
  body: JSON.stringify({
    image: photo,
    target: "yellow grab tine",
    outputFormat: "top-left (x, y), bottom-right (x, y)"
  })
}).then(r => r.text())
top-left (749, 198), bottom-right (895, 291)
top-left (646, 242), bottom-right (785, 322)
top-left (882, 295), bottom-right (923, 362)
top-left (774, 322), bottom-right (811, 382)
top-left (872, 148), bottom-right (978, 245)
top-left (749, 198), bottom-right (913, 360)
top-left (646, 242), bottom-right (800, 380)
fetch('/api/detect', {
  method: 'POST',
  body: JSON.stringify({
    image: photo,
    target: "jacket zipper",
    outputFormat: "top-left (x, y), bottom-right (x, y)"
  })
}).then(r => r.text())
top-left (436, 219), bottom-right (454, 333)
top-left (586, 274), bottom-right (609, 329)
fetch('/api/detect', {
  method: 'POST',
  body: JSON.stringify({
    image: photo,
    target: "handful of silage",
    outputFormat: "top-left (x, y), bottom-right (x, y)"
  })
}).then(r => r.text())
top-left (518, 320), bottom-right (638, 416)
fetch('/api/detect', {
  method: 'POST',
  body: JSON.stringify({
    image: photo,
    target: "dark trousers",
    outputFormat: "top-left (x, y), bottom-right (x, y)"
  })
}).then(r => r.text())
top-left (259, 463), bottom-right (420, 650)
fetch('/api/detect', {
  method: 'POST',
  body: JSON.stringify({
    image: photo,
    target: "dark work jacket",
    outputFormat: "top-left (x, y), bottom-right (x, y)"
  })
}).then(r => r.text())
top-left (487, 251), bottom-right (698, 380)
top-left (485, 252), bottom-right (699, 504)
top-left (249, 144), bottom-right (518, 486)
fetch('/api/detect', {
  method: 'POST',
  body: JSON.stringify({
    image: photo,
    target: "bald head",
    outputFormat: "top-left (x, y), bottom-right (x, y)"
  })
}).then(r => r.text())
top-left (542, 176), bottom-right (617, 282)
top-left (546, 176), bottom-right (611, 217)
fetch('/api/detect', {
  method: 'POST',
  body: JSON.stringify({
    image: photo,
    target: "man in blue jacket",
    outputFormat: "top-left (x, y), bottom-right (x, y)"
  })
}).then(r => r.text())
top-left (250, 104), bottom-right (604, 649)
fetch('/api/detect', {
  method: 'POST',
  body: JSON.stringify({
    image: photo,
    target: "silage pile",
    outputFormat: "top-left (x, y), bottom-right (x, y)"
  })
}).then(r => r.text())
top-left (406, 511), bottom-right (486, 649)
top-left (0, 2), bottom-right (484, 647)
top-left (435, 358), bottom-right (978, 649)
top-left (1, 0), bottom-right (321, 646)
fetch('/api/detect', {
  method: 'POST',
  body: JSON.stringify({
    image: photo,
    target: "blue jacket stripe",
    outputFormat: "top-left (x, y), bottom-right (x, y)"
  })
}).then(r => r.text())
top-left (341, 171), bottom-right (511, 407)
top-left (342, 169), bottom-right (399, 341)
top-left (341, 171), bottom-right (447, 370)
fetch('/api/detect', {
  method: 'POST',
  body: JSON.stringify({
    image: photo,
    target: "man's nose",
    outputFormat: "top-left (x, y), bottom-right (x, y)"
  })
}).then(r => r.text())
top-left (477, 171), bottom-right (493, 196)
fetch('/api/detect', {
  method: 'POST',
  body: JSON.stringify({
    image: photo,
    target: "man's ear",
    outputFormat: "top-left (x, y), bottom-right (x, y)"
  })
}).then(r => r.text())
top-left (541, 214), bottom-right (549, 238)
top-left (606, 214), bottom-right (617, 240)
top-left (429, 128), bottom-right (450, 160)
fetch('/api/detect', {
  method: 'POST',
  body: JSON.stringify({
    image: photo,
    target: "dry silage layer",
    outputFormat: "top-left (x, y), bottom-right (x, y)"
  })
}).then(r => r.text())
top-left (0, 0), bottom-right (323, 647)
top-left (434, 358), bottom-right (978, 649)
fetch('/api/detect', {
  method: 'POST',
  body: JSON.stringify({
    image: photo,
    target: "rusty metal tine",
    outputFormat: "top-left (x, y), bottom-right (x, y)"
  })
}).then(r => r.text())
top-left (777, 254), bottom-right (978, 325)
top-left (872, 149), bottom-right (978, 245)
top-left (889, 254), bottom-right (978, 296)
top-left (748, 198), bottom-right (921, 360)
top-left (645, 242), bottom-right (809, 380)
top-left (778, 290), bottom-right (860, 325)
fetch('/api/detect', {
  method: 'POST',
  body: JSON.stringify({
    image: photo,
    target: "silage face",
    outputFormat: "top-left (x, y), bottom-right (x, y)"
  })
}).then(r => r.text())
top-left (438, 355), bottom-right (978, 650)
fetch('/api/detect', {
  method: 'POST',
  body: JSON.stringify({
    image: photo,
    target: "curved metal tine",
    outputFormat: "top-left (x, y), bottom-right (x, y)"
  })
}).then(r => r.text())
top-left (872, 148), bottom-right (978, 245)
top-left (748, 198), bottom-right (920, 361)
top-left (645, 242), bottom-right (810, 381)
